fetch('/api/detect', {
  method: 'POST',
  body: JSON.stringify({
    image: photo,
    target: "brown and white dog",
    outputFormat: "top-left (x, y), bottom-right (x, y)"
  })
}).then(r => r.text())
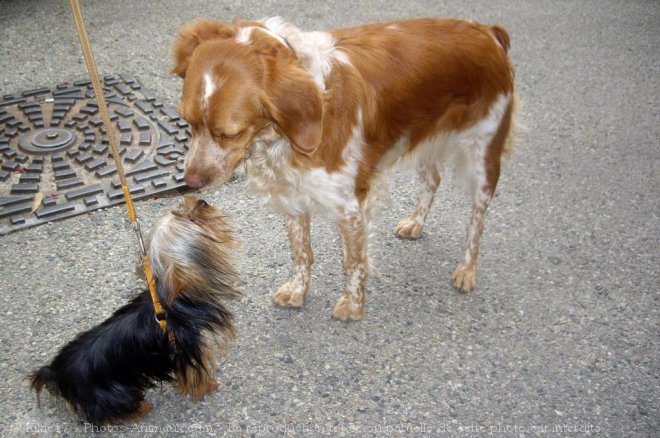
top-left (172, 17), bottom-right (517, 320)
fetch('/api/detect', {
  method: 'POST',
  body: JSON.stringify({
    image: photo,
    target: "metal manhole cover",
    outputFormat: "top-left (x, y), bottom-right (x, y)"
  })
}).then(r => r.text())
top-left (0, 74), bottom-right (189, 235)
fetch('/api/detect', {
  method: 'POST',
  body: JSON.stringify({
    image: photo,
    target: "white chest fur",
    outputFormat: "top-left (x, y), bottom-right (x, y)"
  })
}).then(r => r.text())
top-left (245, 123), bottom-right (363, 217)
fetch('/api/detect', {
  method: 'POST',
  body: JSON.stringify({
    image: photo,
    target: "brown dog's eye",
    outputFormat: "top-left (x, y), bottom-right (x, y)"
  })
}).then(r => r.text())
top-left (212, 130), bottom-right (244, 141)
top-left (198, 199), bottom-right (209, 207)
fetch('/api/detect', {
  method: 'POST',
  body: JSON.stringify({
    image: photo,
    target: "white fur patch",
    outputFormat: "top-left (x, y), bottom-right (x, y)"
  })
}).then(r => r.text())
top-left (261, 17), bottom-right (348, 90)
top-left (388, 93), bottom-right (512, 198)
top-left (235, 27), bottom-right (254, 44)
top-left (452, 93), bottom-right (511, 198)
top-left (202, 73), bottom-right (217, 109)
top-left (246, 113), bottom-right (364, 217)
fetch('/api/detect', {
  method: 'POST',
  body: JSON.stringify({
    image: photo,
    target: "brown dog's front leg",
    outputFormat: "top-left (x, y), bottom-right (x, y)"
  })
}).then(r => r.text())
top-left (332, 210), bottom-right (368, 321)
top-left (273, 213), bottom-right (314, 307)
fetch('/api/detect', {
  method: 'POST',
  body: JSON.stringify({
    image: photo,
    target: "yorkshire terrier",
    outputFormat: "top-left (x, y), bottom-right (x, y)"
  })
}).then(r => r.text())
top-left (29, 195), bottom-right (240, 424)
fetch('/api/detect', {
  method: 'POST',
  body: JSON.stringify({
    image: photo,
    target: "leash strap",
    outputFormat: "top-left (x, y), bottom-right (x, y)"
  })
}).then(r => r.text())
top-left (69, 0), bottom-right (174, 346)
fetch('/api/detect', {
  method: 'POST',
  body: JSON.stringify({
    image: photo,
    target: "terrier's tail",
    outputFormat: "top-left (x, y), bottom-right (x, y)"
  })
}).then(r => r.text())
top-left (28, 366), bottom-right (60, 407)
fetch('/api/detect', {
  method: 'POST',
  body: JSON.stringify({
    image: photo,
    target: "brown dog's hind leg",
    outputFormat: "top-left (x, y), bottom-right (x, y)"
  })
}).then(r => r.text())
top-left (395, 165), bottom-right (441, 239)
top-left (453, 97), bottom-right (515, 292)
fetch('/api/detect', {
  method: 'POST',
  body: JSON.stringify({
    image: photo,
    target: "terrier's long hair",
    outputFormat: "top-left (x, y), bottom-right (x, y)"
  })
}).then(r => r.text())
top-left (29, 196), bottom-right (240, 424)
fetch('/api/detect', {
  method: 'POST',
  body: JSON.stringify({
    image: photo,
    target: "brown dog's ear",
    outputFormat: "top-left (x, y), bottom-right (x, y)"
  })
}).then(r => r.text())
top-left (247, 26), bottom-right (296, 60)
top-left (172, 20), bottom-right (236, 78)
top-left (263, 65), bottom-right (323, 156)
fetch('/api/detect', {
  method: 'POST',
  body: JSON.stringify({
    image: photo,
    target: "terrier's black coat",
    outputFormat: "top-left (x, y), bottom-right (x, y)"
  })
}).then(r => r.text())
top-left (30, 196), bottom-right (240, 424)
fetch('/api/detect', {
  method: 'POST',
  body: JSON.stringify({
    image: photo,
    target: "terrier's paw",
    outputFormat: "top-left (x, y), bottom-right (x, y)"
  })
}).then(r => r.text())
top-left (204, 379), bottom-right (220, 396)
top-left (272, 281), bottom-right (306, 307)
top-left (452, 264), bottom-right (477, 292)
top-left (394, 218), bottom-right (423, 239)
top-left (332, 296), bottom-right (364, 321)
top-left (130, 400), bottom-right (152, 420)
top-left (176, 378), bottom-right (219, 398)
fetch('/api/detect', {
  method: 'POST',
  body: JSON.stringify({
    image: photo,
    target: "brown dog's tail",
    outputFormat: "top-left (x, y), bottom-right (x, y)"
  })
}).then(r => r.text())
top-left (490, 25), bottom-right (511, 53)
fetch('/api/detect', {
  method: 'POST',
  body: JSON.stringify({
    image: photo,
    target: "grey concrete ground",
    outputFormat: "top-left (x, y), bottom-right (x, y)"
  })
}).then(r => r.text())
top-left (1, 0), bottom-right (658, 436)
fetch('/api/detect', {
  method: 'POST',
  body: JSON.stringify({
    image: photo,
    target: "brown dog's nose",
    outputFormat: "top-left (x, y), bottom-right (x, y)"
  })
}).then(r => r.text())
top-left (184, 172), bottom-right (207, 188)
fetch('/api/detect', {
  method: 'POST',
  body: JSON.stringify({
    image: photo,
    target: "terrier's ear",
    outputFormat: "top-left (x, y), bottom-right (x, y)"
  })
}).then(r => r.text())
top-left (262, 65), bottom-right (323, 156)
top-left (172, 20), bottom-right (236, 78)
top-left (188, 198), bottom-right (219, 224)
top-left (189, 199), bottom-right (211, 222)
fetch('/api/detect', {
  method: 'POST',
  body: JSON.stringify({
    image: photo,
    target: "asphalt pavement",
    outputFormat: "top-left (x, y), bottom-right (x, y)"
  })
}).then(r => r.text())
top-left (0, 0), bottom-right (658, 436)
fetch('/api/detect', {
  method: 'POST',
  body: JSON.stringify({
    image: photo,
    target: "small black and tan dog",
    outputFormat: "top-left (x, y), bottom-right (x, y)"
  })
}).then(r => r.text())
top-left (29, 195), bottom-right (240, 424)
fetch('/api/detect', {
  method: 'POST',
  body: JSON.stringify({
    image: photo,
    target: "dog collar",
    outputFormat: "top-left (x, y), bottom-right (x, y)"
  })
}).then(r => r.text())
top-left (255, 26), bottom-right (296, 57)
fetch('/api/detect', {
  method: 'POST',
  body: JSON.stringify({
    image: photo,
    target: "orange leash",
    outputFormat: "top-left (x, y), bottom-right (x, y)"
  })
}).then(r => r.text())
top-left (69, 0), bottom-right (174, 346)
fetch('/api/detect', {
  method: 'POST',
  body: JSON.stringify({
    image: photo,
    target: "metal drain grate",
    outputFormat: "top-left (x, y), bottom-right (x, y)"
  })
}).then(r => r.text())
top-left (0, 74), bottom-right (189, 235)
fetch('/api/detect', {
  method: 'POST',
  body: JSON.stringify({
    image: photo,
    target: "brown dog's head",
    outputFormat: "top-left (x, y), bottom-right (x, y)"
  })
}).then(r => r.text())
top-left (172, 19), bottom-right (323, 188)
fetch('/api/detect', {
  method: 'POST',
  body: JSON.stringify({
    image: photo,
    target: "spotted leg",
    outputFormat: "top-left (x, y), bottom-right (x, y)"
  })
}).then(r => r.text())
top-left (332, 210), bottom-right (368, 321)
top-left (453, 95), bottom-right (515, 291)
top-left (273, 213), bottom-right (313, 307)
top-left (395, 165), bottom-right (441, 239)
top-left (452, 189), bottom-right (494, 292)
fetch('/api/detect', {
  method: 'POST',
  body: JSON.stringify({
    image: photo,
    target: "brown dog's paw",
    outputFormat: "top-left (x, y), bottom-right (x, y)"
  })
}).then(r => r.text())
top-left (331, 296), bottom-right (364, 321)
top-left (272, 281), bottom-right (306, 307)
top-left (394, 218), bottom-right (423, 239)
top-left (452, 264), bottom-right (477, 292)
